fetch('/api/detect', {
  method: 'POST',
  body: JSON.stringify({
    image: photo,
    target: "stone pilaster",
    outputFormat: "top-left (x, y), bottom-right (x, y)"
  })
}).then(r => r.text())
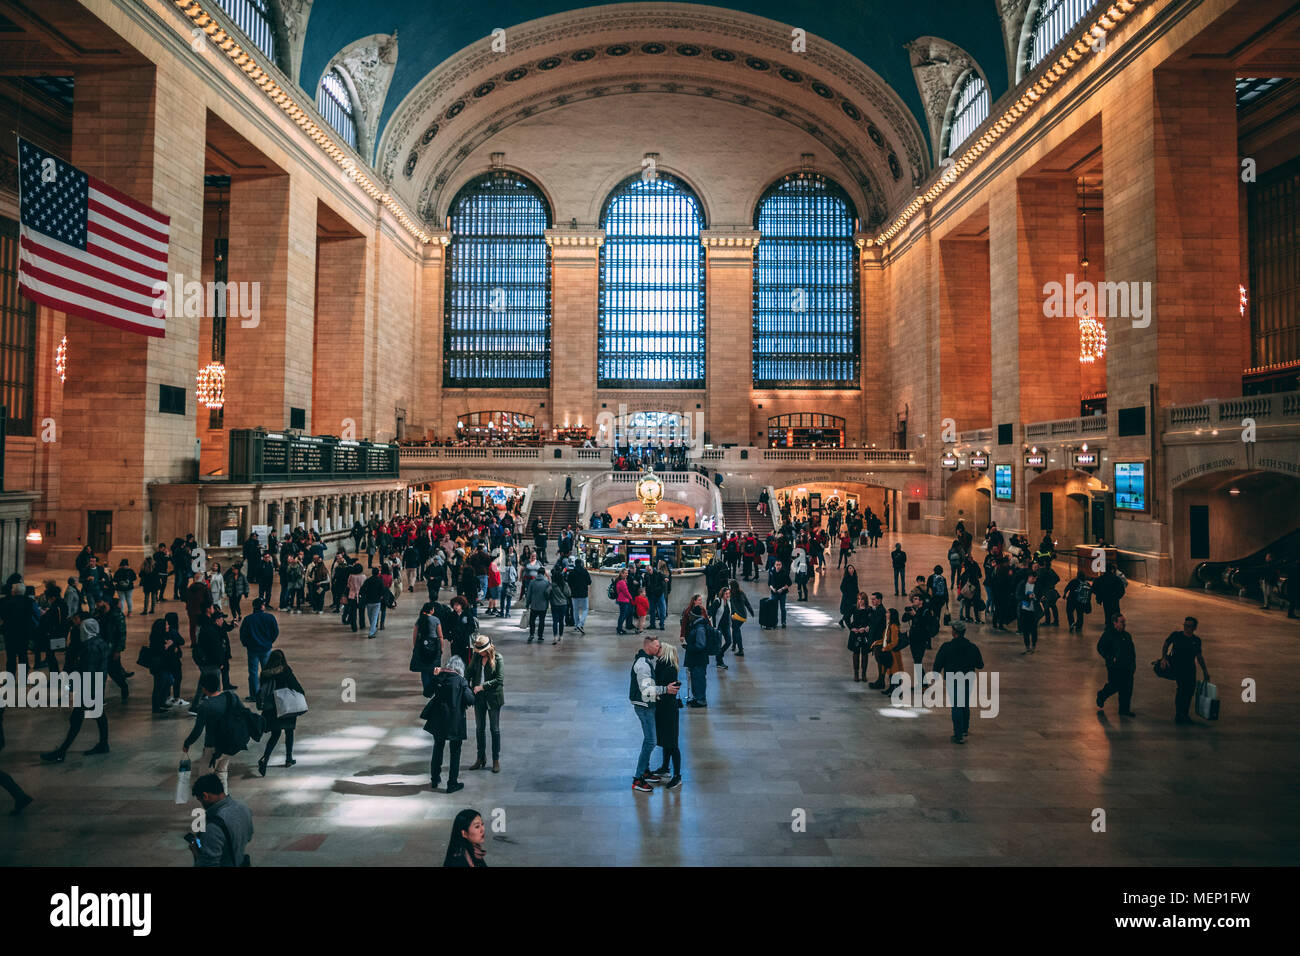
top-left (546, 229), bottom-right (604, 434)
top-left (703, 230), bottom-right (759, 445)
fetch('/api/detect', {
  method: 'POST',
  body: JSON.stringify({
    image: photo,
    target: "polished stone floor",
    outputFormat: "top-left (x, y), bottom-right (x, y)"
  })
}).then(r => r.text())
top-left (2, 532), bottom-right (1298, 866)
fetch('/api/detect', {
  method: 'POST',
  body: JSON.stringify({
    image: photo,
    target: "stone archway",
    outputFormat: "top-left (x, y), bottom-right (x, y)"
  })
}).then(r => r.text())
top-left (946, 470), bottom-right (993, 539)
top-left (1026, 469), bottom-right (1108, 552)
top-left (1171, 468), bottom-right (1300, 588)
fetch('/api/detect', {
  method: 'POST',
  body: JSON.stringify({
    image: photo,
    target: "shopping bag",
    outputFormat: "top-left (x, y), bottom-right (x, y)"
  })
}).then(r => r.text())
top-left (273, 687), bottom-right (309, 718)
top-left (1195, 680), bottom-right (1219, 720)
top-left (175, 758), bottom-right (192, 804)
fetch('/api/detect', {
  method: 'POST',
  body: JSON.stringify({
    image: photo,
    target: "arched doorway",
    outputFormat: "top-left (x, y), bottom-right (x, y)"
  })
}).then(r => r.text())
top-left (947, 471), bottom-right (992, 539)
top-left (1027, 469), bottom-right (1109, 552)
top-left (1172, 468), bottom-right (1300, 588)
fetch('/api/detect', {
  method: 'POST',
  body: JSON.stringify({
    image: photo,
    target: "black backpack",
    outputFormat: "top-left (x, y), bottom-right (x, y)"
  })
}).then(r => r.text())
top-left (704, 623), bottom-right (723, 656)
top-left (212, 692), bottom-right (263, 756)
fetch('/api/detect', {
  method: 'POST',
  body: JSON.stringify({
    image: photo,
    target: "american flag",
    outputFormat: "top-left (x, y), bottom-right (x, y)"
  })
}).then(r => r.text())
top-left (16, 136), bottom-right (170, 337)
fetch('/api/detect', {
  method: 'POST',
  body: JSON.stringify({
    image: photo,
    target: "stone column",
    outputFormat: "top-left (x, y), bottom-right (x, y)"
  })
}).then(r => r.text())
top-left (702, 231), bottom-right (759, 446)
top-left (546, 230), bottom-right (603, 434)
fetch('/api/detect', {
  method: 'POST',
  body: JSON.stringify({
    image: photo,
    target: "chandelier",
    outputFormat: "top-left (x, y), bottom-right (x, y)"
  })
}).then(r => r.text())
top-left (1079, 315), bottom-right (1106, 364)
top-left (1077, 177), bottom-right (1105, 365)
top-left (55, 335), bottom-right (67, 383)
top-left (197, 362), bottom-right (226, 409)
top-left (1239, 284), bottom-right (1247, 317)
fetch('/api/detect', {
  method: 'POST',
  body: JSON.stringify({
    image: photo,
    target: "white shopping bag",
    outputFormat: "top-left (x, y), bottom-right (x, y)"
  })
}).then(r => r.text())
top-left (1195, 680), bottom-right (1219, 720)
top-left (175, 759), bottom-right (192, 804)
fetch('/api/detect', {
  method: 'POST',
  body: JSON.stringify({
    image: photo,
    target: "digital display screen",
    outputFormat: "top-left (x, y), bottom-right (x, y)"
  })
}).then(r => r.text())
top-left (994, 463), bottom-right (1013, 501)
top-left (1114, 461), bottom-right (1147, 512)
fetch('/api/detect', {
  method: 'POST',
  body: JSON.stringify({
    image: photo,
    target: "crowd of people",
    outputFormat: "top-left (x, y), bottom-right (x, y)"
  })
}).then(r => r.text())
top-left (0, 490), bottom-right (1229, 862)
top-left (610, 442), bottom-right (693, 472)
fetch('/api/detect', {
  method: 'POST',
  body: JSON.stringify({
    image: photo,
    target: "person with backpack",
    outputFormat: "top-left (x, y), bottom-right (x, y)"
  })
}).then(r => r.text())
top-left (927, 565), bottom-right (949, 622)
top-left (1092, 565), bottom-right (1127, 631)
top-left (1063, 570), bottom-right (1093, 633)
top-left (183, 671), bottom-right (258, 794)
top-left (255, 649), bottom-right (305, 775)
top-left (411, 602), bottom-right (445, 698)
top-left (190, 772), bottom-right (254, 867)
top-left (1036, 560), bottom-right (1061, 627)
top-left (947, 540), bottom-right (964, 590)
top-left (421, 655), bottom-right (475, 793)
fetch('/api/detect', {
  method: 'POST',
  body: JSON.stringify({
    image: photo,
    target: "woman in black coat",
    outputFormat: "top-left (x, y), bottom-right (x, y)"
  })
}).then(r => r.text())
top-left (838, 565), bottom-right (860, 629)
top-left (257, 649), bottom-right (305, 775)
top-left (847, 593), bottom-right (872, 681)
top-left (421, 656), bottom-right (475, 792)
top-left (147, 618), bottom-right (180, 714)
top-left (650, 642), bottom-right (683, 786)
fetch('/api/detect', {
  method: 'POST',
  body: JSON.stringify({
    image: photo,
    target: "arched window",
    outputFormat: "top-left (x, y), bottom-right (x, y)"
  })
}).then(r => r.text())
top-left (946, 71), bottom-right (990, 156)
top-left (1026, 0), bottom-right (1095, 76)
top-left (752, 174), bottom-right (859, 389)
top-left (214, 0), bottom-right (278, 64)
top-left (443, 172), bottom-right (552, 387)
top-left (599, 174), bottom-right (706, 388)
top-left (317, 67), bottom-right (357, 149)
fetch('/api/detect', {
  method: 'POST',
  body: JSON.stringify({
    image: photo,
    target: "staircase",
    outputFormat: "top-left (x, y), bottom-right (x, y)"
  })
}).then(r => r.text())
top-left (525, 499), bottom-right (581, 536)
top-left (722, 492), bottom-right (760, 533)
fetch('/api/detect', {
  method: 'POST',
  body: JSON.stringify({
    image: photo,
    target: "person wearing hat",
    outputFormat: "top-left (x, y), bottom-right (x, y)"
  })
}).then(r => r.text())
top-left (932, 620), bottom-right (985, 745)
top-left (466, 633), bottom-right (504, 773)
top-left (40, 615), bottom-right (111, 762)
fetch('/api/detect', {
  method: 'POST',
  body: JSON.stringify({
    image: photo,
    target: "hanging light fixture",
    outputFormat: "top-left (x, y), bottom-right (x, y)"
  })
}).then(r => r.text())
top-left (55, 335), bottom-right (67, 384)
top-left (1077, 177), bottom-right (1106, 365)
top-left (197, 361), bottom-right (226, 409)
top-left (1239, 284), bottom-right (1247, 318)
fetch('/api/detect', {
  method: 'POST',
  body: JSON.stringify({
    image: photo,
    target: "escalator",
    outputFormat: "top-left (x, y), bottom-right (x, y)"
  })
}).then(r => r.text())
top-left (1193, 527), bottom-right (1300, 597)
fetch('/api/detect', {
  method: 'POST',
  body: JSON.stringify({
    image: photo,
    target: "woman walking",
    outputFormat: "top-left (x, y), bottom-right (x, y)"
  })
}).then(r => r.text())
top-left (847, 593), bottom-right (871, 681)
top-left (140, 557), bottom-right (161, 616)
top-left (548, 565), bottom-right (571, 644)
top-left (256, 649), bottom-right (305, 774)
top-left (442, 808), bottom-right (488, 867)
top-left (839, 564), bottom-right (860, 629)
top-left (466, 634), bottom-right (504, 773)
top-left (792, 548), bottom-right (810, 601)
top-left (614, 569), bottom-right (633, 635)
top-left (649, 640), bottom-right (683, 789)
top-left (708, 585), bottom-right (733, 669)
top-left (727, 578), bottom-right (753, 658)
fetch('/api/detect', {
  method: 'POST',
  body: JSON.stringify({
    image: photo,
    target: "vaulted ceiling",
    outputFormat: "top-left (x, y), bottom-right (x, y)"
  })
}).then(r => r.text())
top-left (295, 1), bottom-right (1011, 223)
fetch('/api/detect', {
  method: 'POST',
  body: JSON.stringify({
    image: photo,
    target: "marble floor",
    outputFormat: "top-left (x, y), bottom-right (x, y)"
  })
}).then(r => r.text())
top-left (2, 532), bottom-right (1298, 867)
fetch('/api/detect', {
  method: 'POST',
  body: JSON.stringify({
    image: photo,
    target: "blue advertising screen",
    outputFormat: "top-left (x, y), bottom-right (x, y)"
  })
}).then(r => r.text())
top-left (1115, 462), bottom-right (1147, 512)
top-left (994, 463), bottom-right (1013, 501)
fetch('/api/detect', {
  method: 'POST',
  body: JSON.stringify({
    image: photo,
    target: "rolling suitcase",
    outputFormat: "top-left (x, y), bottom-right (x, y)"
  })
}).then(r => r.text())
top-left (759, 596), bottom-right (779, 629)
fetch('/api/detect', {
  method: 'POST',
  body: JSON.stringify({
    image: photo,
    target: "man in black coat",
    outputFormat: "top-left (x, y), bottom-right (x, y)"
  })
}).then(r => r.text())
top-left (0, 582), bottom-right (41, 674)
top-left (768, 561), bottom-right (791, 628)
top-left (1096, 613), bottom-right (1137, 716)
top-left (933, 621), bottom-right (985, 745)
top-left (1092, 566), bottom-right (1126, 628)
top-left (421, 656), bottom-right (475, 793)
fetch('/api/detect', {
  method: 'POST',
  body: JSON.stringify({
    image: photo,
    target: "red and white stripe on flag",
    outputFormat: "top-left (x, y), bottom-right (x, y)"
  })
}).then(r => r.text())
top-left (18, 161), bottom-right (170, 338)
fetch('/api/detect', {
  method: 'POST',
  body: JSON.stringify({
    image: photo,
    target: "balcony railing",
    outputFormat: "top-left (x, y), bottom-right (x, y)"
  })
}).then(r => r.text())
top-left (1167, 390), bottom-right (1300, 430)
top-left (398, 443), bottom-right (919, 469)
top-left (1024, 414), bottom-right (1109, 441)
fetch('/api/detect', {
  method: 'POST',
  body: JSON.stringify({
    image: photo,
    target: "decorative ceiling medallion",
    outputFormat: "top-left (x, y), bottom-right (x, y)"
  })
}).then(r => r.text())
top-left (811, 82), bottom-right (834, 99)
top-left (779, 68), bottom-right (803, 83)
top-left (745, 56), bottom-right (769, 71)
top-left (504, 67), bottom-right (528, 82)
top-left (606, 44), bottom-right (630, 56)
top-left (641, 42), bottom-right (666, 54)
top-left (867, 124), bottom-right (885, 148)
top-left (711, 49), bottom-right (735, 61)
top-left (538, 57), bottom-right (562, 70)
top-left (676, 44), bottom-right (701, 56)
top-left (421, 123), bottom-right (439, 144)
top-left (445, 100), bottom-right (465, 117)
top-left (473, 82), bottom-right (495, 97)
top-left (841, 101), bottom-right (861, 120)
top-left (571, 49), bottom-right (596, 61)
top-left (888, 154), bottom-right (902, 179)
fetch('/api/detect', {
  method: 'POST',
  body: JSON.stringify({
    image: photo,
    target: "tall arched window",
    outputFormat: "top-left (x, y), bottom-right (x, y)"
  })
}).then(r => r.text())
top-left (1025, 0), bottom-right (1095, 77)
top-left (752, 173), bottom-right (860, 389)
top-left (946, 71), bottom-right (990, 157)
top-left (317, 67), bottom-right (357, 149)
top-left (443, 172), bottom-right (552, 387)
top-left (214, 0), bottom-right (278, 64)
top-left (599, 174), bottom-right (706, 388)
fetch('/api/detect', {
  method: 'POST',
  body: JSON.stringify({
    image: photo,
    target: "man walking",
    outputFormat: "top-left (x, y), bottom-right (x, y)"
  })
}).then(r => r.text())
top-left (239, 598), bottom-right (279, 702)
top-left (1096, 612), bottom-right (1136, 716)
top-left (525, 566), bottom-right (551, 644)
top-left (933, 621), bottom-right (984, 745)
top-left (1161, 616), bottom-right (1210, 724)
top-left (631, 633), bottom-right (679, 792)
top-left (563, 474), bottom-right (574, 500)
top-left (189, 772), bottom-right (254, 867)
top-left (768, 560), bottom-right (791, 629)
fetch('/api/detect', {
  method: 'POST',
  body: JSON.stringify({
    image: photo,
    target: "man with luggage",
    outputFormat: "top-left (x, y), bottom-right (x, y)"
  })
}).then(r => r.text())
top-left (767, 560), bottom-right (791, 629)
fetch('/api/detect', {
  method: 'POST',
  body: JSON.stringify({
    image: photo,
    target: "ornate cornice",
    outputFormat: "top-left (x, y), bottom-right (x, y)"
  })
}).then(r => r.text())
top-left (545, 229), bottom-right (605, 247)
top-left (327, 32), bottom-right (398, 163)
top-left (701, 230), bottom-right (760, 248)
top-left (906, 36), bottom-right (980, 166)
